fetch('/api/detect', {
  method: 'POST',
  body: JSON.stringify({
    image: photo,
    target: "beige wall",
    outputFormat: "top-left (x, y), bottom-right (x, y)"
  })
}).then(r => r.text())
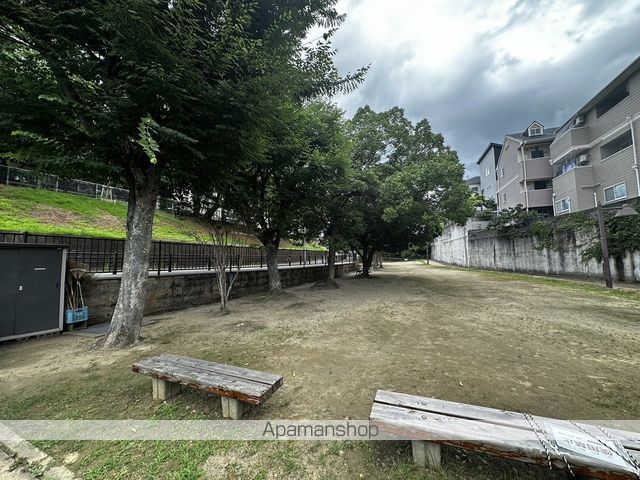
top-left (497, 138), bottom-right (554, 211)
top-left (551, 70), bottom-right (640, 214)
top-left (496, 138), bottom-right (522, 210)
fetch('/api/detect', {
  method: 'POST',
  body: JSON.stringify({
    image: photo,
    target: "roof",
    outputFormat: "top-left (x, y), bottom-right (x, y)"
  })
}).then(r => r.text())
top-left (505, 126), bottom-right (559, 145)
top-left (557, 56), bottom-right (640, 132)
top-left (465, 176), bottom-right (481, 185)
top-left (476, 142), bottom-right (502, 165)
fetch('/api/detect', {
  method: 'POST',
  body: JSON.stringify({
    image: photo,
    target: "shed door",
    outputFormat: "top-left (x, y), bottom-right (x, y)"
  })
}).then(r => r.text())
top-left (14, 248), bottom-right (63, 335)
top-left (0, 249), bottom-right (20, 337)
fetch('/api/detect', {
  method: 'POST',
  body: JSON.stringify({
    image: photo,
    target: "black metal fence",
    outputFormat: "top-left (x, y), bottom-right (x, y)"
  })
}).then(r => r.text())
top-left (0, 231), bottom-right (356, 274)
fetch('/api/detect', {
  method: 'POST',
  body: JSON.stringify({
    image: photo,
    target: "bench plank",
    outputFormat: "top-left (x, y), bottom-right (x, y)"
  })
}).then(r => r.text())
top-left (158, 355), bottom-right (283, 387)
top-left (371, 392), bottom-right (640, 480)
top-left (375, 390), bottom-right (640, 453)
top-left (132, 356), bottom-right (282, 405)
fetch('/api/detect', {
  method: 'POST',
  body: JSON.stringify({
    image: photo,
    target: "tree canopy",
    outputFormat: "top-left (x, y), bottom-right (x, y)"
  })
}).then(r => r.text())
top-left (0, 0), bottom-right (363, 345)
top-left (345, 106), bottom-right (473, 275)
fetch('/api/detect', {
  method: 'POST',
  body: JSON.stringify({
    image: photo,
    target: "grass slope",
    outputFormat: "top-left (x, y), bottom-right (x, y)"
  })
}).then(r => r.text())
top-left (0, 185), bottom-right (320, 249)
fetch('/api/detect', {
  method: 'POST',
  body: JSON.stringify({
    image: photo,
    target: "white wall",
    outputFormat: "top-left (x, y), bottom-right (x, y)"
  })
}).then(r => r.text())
top-left (432, 223), bottom-right (640, 282)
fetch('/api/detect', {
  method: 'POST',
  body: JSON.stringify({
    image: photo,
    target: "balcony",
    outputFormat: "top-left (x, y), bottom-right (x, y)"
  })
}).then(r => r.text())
top-left (552, 166), bottom-right (596, 213)
top-left (519, 157), bottom-right (553, 181)
top-left (550, 127), bottom-right (591, 163)
top-left (520, 188), bottom-right (553, 208)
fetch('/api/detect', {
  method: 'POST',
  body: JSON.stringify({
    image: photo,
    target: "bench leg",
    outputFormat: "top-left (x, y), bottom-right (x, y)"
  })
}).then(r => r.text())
top-left (152, 378), bottom-right (182, 401)
top-left (221, 397), bottom-right (249, 419)
top-left (411, 440), bottom-right (441, 470)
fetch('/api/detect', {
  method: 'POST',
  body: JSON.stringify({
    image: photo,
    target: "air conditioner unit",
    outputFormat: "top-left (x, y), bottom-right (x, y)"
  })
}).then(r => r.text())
top-left (577, 154), bottom-right (589, 165)
top-left (572, 115), bottom-right (585, 127)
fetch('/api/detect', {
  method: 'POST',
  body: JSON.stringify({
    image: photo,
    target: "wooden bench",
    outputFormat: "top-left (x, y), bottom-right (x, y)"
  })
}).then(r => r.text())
top-left (370, 390), bottom-right (640, 479)
top-left (132, 354), bottom-right (283, 419)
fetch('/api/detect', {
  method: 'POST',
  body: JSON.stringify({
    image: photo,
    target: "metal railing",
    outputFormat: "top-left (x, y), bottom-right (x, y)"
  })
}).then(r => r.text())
top-left (0, 231), bottom-right (356, 274)
top-left (1, 165), bottom-right (177, 212)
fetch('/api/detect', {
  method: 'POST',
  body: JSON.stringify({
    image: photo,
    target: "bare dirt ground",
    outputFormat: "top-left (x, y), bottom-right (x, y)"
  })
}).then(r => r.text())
top-left (1, 261), bottom-right (639, 479)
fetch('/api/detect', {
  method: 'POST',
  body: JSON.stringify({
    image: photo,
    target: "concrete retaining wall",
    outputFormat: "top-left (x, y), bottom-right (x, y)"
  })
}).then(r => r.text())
top-left (432, 223), bottom-right (640, 282)
top-left (83, 263), bottom-right (355, 324)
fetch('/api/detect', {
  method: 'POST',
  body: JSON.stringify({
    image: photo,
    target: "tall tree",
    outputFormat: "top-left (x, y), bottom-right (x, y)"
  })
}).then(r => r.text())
top-left (292, 102), bottom-right (355, 287)
top-left (221, 40), bottom-right (366, 294)
top-left (0, 1), bottom-right (355, 346)
top-left (346, 106), bottom-right (473, 276)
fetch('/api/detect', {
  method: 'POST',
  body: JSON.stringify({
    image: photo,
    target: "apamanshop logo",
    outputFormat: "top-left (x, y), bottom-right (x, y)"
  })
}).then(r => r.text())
top-left (0, 420), bottom-right (393, 441)
top-left (262, 421), bottom-right (379, 440)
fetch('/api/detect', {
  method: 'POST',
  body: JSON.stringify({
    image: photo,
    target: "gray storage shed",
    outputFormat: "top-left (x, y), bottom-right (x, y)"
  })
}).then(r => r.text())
top-left (0, 243), bottom-right (67, 342)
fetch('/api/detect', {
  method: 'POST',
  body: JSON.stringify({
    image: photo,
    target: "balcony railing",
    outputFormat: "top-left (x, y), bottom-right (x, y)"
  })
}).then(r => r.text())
top-left (519, 157), bottom-right (553, 181)
top-left (520, 188), bottom-right (553, 208)
top-left (550, 127), bottom-right (591, 163)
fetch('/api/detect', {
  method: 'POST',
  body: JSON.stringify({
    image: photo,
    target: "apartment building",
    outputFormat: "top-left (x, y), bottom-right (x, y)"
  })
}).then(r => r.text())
top-left (476, 143), bottom-right (502, 203)
top-left (495, 122), bottom-right (558, 216)
top-left (550, 57), bottom-right (640, 215)
top-left (466, 176), bottom-right (481, 194)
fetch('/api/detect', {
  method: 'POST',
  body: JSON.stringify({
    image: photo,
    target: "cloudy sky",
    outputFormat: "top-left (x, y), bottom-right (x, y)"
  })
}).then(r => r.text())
top-left (324, 0), bottom-right (640, 177)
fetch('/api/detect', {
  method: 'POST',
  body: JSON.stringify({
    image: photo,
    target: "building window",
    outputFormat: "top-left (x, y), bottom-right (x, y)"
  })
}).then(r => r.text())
top-left (531, 148), bottom-right (545, 158)
top-left (596, 82), bottom-right (629, 118)
top-left (533, 180), bottom-right (549, 190)
top-left (528, 123), bottom-right (543, 136)
top-left (604, 182), bottom-right (627, 203)
top-left (555, 198), bottom-right (571, 213)
top-left (600, 130), bottom-right (633, 160)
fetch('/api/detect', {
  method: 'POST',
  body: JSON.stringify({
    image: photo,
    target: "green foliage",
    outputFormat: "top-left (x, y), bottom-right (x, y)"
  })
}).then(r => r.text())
top-left (581, 199), bottom-right (640, 261)
top-left (485, 206), bottom-right (543, 236)
top-left (469, 193), bottom-right (497, 216)
top-left (345, 106), bottom-right (472, 262)
top-left (400, 244), bottom-right (428, 259)
top-left (484, 203), bottom-right (640, 262)
top-left (137, 116), bottom-right (161, 165)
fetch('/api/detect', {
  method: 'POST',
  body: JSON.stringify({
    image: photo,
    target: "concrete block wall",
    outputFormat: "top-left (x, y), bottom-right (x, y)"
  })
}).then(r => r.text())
top-left (432, 223), bottom-right (640, 282)
top-left (83, 263), bottom-right (355, 324)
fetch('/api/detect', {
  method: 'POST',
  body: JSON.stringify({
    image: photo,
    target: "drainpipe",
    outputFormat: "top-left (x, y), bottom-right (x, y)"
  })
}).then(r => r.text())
top-left (552, 193), bottom-right (556, 216)
top-left (629, 117), bottom-right (640, 196)
top-left (593, 191), bottom-right (598, 208)
top-left (520, 143), bottom-right (529, 210)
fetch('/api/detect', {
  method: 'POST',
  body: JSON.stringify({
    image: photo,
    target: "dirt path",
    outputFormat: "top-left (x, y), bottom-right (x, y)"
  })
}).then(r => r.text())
top-left (1, 261), bottom-right (639, 479)
top-left (2, 261), bottom-right (640, 420)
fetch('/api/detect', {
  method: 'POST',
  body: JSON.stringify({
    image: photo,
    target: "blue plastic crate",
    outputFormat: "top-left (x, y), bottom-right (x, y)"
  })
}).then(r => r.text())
top-left (65, 306), bottom-right (89, 324)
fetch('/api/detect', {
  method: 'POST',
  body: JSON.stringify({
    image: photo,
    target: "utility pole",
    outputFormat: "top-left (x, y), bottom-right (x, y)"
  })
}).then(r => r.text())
top-left (595, 202), bottom-right (638, 289)
top-left (596, 201), bottom-right (613, 288)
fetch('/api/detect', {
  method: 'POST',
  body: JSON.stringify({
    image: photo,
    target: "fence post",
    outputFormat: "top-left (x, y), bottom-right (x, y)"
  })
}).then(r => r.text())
top-left (23, 231), bottom-right (28, 243)
top-left (112, 251), bottom-right (118, 274)
top-left (168, 253), bottom-right (173, 272)
top-left (260, 253), bottom-right (263, 268)
top-left (157, 241), bottom-right (162, 276)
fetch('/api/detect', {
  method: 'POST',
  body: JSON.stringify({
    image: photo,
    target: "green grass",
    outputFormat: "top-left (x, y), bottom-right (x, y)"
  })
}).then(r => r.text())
top-left (423, 261), bottom-right (640, 302)
top-left (0, 185), bottom-right (323, 249)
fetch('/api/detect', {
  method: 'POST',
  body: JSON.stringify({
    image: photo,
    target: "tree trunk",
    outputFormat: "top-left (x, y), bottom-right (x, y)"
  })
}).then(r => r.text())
top-left (217, 269), bottom-right (229, 312)
top-left (361, 247), bottom-right (375, 278)
top-left (103, 168), bottom-right (159, 348)
top-left (265, 240), bottom-right (284, 295)
top-left (327, 247), bottom-right (336, 282)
